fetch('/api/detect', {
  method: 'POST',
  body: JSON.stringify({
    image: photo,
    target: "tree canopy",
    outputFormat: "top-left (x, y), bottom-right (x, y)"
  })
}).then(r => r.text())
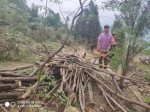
top-left (74, 0), bottom-right (102, 50)
top-left (104, 0), bottom-right (150, 88)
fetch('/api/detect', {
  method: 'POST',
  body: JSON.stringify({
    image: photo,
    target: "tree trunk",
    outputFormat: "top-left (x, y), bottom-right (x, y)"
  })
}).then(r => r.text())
top-left (0, 72), bottom-right (28, 77)
top-left (0, 77), bottom-right (37, 83)
top-left (0, 92), bottom-right (23, 99)
top-left (0, 81), bottom-right (21, 91)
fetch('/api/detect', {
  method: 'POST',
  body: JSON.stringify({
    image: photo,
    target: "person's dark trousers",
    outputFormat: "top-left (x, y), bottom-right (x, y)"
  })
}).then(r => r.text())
top-left (110, 45), bottom-right (116, 50)
top-left (99, 56), bottom-right (108, 69)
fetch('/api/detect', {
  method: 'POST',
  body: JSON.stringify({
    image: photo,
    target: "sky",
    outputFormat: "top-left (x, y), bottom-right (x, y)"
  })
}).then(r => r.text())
top-left (26, 0), bottom-right (116, 28)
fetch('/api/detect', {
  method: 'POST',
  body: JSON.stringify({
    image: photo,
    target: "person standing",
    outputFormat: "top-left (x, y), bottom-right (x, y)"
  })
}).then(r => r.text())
top-left (97, 25), bottom-right (112, 69)
top-left (111, 33), bottom-right (117, 49)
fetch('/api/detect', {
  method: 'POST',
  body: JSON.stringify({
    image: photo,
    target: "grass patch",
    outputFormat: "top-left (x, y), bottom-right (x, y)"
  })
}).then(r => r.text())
top-left (27, 55), bottom-right (40, 63)
top-left (142, 49), bottom-right (150, 56)
top-left (136, 63), bottom-right (150, 81)
top-left (0, 61), bottom-right (13, 67)
top-left (142, 97), bottom-right (150, 104)
top-left (44, 41), bottom-right (62, 51)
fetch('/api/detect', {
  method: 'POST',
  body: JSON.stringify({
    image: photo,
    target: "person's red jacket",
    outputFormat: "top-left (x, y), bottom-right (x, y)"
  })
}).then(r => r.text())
top-left (111, 37), bottom-right (116, 45)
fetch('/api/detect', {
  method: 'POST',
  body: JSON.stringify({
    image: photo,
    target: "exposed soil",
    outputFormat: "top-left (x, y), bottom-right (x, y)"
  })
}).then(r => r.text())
top-left (0, 62), bottom-right (32, 71)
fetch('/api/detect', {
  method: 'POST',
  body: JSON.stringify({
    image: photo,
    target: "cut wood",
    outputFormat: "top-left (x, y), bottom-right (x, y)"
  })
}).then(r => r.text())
top-left (1, 52), bottom-right (149, 112)
top-left (0, 77), bottom-right (37, 83)
top-left (86, 70), bottom-right (150, 110)
top-left (0, 72), bottom-right (28, 77)
top-left (97, 84), bottom-right (115, 111)
top-left (21, 74), bottom-right (47, 99)
top-left (87, 79), bottom-right (95, 106)
top-left (0, 92), bottom-right (23, 99)
top-left (0, 81), bottom-right (21, 91)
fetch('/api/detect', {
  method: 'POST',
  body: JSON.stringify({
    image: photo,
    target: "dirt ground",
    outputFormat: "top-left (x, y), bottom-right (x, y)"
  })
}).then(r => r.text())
top-left (0, 62), bottom-right (32, 71)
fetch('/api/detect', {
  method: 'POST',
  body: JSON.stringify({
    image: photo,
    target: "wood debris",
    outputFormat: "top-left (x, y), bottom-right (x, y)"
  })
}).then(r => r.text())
top-left (0, 54), bottom-right (150, 112)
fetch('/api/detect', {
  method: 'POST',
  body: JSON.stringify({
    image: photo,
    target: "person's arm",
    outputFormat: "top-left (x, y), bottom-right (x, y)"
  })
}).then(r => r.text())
top-left (107, 43), bottom-right (111, 52)
top-left (97, 34), bottom-right (101, 52)
top-left (97, 40), bottom-right (101, 52)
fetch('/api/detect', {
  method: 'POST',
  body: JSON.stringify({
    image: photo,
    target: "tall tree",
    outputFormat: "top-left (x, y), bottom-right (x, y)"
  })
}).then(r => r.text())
top-left (46, 9), bottom-right (61, 27)
top-left (7, 0), bottom-right (28, 12)
top-left (28, 3), bottom-right (39, 23)
top-left (74, 0), bottom-right (102, 50)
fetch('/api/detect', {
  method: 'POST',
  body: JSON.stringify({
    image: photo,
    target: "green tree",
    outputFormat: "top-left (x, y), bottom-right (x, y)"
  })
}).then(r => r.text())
top-left (46, 9), bottom-right (61, 28)
top-left (28, 3), bottom-right (39, 23)
top-left (74, 0), bottom-right (102, 51)
top-left (111, 20), bottom-right (125, 47)
top-left (7, 0), bottom-right (29, 12)
top-left (104, 0), bottom-right (150, 88)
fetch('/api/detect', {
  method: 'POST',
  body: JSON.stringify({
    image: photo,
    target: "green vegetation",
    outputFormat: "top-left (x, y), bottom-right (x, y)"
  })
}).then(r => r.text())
top-left (105, 0), bottom-right (150, 88)
top-left (0, 0), bottom-right (150, 112)
top-left (142, 97), bottom-right (150, 104)
top-left (73, 1), bottom-right (102, 51)
top-left (110, 49), bottom-right (125, 70)
top-left (0, 0), bottom-right (68, 63)
top-left (142, 49), bottom-right (150, 56)
top-left (136, 63), bottom-right (150, 81)
top-left (111, 20), bottom-right (125, 48)
top-left (53, 90), bottom-right (68, 109)
top-left (39, 72), bottom-right (56, 97)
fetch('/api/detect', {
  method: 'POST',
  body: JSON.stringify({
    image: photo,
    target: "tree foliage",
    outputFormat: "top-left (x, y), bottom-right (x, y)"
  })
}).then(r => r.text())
top-left (111, 20), bottom-right (125, 47)
top-left (0, 0), bottom-right (64, 61)
top-left (74, 0), bottom-right (102, 50)
top-left (104, 0), bottom-right (150, 88)
top-left (46, 9), bottom-right (61, 28)
top-left (28, 3), bottom-right (39, 23)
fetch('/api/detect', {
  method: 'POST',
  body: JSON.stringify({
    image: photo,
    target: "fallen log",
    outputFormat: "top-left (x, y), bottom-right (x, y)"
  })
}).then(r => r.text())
top-left (0, 92), bottom-right (23, 99)
top-left (0, 70), bottom-right (9, 72)
top-left (0, 72), bottom-right (28, 77)
top-left (0, 98), bottom-right (22, 103)
top-left (87, 79), bottom-right (95, 106)
top-left (0, 77), bottom-right (37, 83)
top-left (0, 81), bottom-right (21, 91)
top-left (21, 82), bottom-right (35, 86)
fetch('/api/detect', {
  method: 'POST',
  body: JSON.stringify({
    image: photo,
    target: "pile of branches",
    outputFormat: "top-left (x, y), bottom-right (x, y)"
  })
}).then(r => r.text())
top-left (21, 54), bottom-right (150, 112)
top-left (0, 53), bottom-right (150, 112)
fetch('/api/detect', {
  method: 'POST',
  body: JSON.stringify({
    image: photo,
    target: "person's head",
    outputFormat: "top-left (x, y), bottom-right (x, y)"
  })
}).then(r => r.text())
top-left (112, 33), bottom-right (117, 38)
top-left (104, 25), bottom-right (110, 33)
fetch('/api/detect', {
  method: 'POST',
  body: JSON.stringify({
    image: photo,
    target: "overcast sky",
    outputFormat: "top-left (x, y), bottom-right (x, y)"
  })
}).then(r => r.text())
top-left (26, 0), bottom-right (116, 28)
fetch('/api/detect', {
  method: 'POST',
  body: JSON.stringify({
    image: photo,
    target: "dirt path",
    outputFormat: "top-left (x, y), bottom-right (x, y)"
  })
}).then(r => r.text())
top-left (62, 46), bottom-right (95, 61)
